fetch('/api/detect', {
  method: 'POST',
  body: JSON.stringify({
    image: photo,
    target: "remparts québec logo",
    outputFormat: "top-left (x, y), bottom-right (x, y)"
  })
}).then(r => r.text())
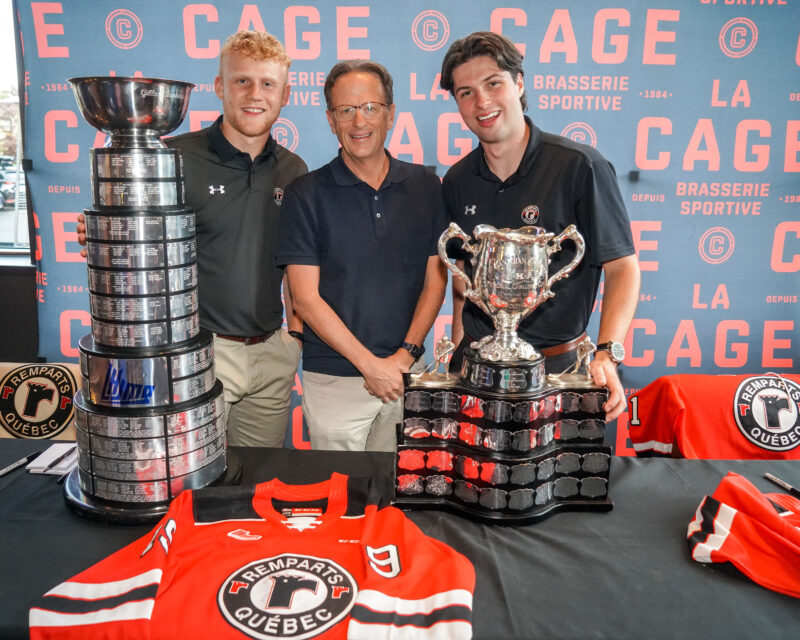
top-left (218, 554), bottom-right (357, 639)
top-left (733, 376), bottom-right (800, 452)
top-left (0, 364), bottom-right (76, 438)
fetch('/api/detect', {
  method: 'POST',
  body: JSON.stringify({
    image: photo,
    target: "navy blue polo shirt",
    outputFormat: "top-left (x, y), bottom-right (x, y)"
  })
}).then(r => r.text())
top-left (277, 151), bottom-right (447, 376)
top-left (443, 116), bottom-right (635, 348)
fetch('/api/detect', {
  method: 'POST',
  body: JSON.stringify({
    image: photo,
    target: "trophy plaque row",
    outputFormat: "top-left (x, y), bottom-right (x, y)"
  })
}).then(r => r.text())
top-left (395, 223), bottom-right (613, 524)
top-left (62, 76), bottom-right (233, 523)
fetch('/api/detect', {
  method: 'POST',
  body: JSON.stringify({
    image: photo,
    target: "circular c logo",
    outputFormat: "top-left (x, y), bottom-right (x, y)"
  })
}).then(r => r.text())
top-left (719, 17), bottom-right (758, 58)
top-left (271, 118), bottom-right (300, 153)
top-left (105, 9), bottom-right (143, 50)
top-left (561, 122), bottom-right (597, 148)
top-left (411, 11), bottom-right (450, 52)
top-left (699, 226), bottom-right (735, 264)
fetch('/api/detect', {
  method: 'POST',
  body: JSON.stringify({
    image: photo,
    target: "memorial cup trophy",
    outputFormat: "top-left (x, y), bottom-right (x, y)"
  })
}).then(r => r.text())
top-left (395, 223), bottom-right (613, 524)
top-left (63, 77), bottom-right (238, 523)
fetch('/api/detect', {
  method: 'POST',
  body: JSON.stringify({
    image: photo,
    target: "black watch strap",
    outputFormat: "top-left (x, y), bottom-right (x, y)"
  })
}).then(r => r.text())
top-left (288, 330), bottom-right (304, 342)
top-left (401, 342), bottom-right (424, 360)
top-left (596, 341), bottom-right (624, 364)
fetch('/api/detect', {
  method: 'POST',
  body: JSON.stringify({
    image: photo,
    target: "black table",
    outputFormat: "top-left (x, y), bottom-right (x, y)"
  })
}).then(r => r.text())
top-left (2, 439), bottom-right (799, 639)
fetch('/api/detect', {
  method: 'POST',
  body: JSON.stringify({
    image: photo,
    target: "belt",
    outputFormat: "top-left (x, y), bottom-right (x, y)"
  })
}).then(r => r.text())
top-left (538, 332), bottom-right (588, 357)
top-left (215, 329), bottom-right (277, 346)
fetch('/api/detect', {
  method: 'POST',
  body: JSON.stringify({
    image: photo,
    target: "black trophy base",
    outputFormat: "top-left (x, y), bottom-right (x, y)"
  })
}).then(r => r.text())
top-left (460, 347), bottom-right (546, 394)
top-left (395, 494), bottom-right (613, 526)
top-left (63, 451), bottom-right (243, 525)
top-left (397, 371), bottom-right (612, 525)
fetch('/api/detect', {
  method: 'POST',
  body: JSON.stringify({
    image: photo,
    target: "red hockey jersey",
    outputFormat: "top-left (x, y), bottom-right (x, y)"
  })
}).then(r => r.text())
top-left (30, 473), bottom-right (475, 639)
top-left (687, 472), bottom-right (800, 598)
top-left (627, 373), bottom-right (800, 459)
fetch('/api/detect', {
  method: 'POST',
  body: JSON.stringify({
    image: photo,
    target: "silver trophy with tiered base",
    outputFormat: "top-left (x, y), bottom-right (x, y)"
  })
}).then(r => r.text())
top-left (64, 77), bottom-right (238, 523)
top-left (396, 223), bottom-right (612, 525)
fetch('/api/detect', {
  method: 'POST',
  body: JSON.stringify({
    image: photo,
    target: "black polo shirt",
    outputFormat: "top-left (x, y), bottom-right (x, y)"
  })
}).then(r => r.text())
top-left (167, 117), bottom-right (307, 336)
top-left (443, 116), bottom-right (634, 348)
top-left (276, 151), bottom-right (447, 376)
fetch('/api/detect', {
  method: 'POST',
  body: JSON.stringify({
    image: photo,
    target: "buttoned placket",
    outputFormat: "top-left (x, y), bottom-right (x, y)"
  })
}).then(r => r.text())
top-left (371, 188), bottom-right (388, 237)
top-left (247, 155), bottom-right (259, 193)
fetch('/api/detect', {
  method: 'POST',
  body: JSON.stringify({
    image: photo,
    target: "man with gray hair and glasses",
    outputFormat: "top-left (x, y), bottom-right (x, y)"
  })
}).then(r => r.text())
top-left (277, 60), bottom-right (447, 452)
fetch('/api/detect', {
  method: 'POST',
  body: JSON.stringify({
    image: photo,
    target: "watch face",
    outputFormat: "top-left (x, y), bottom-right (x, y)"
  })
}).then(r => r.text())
top-left (609, 342), bottom-right (625, 363)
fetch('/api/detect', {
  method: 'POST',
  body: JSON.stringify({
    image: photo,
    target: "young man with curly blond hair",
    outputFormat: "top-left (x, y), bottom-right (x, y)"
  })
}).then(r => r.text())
top-left (165, 31), bottom-right (307, 446)
top-left (79, 32), bottom-right (306, 445)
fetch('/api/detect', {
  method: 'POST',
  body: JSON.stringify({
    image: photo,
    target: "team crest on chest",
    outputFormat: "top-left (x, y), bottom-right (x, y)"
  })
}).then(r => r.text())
top-left (521, 205), bottom-right (540, 225)
top-left (733, 376), bottom-right (800, 452)
top-left (218, 553), bottom-right (357, 639)
top-left (274, 187), bottom-right (284, 205)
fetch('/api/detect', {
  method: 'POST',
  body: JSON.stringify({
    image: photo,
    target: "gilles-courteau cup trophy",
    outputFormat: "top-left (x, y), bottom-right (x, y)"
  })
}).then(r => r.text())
top-left (396, 222), bottom-right (614, 524)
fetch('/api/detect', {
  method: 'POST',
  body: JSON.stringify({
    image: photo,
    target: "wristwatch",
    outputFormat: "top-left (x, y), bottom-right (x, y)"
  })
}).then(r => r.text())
top-left (595, 341), bottom-right (625, 365)
top-left (401, 342), bottom-right (425, 360)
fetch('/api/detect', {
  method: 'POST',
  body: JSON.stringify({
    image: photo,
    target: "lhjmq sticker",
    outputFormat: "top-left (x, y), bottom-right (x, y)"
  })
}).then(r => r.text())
top-left (0, 364), bottom-right (77, 438)
top-left (218, 554), bottom-right (357, 640)
top-left (733, 376), bottom-right (800, 452)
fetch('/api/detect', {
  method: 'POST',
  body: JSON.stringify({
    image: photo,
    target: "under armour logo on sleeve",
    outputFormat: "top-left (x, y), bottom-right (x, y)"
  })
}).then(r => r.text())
top-left (465, 205), bottom-right (476, 215)
top-left (209, 185), bottom-right (226, 195)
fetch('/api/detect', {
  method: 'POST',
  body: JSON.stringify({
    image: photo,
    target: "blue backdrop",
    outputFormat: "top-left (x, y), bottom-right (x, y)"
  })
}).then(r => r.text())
top-left (13, 0), bottom-right (800, 451)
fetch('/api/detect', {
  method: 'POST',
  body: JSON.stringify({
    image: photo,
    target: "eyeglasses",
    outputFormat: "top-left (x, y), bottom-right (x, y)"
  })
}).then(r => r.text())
top-left (329, 101), bottom-right (389, 121)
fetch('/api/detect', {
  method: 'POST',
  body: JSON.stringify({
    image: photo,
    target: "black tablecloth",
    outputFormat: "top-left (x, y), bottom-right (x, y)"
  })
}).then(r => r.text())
top-left (1, 439), bottom-right (799, 639)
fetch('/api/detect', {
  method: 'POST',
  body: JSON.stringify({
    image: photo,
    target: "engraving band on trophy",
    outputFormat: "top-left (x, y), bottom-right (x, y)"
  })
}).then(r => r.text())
top-left (92, 148), bottom-right (181, 179)
top-left (90, 314), bottom-right (200, 349)
top-left (87, 264), bottom-right (198, 296)
top-left (84, 209), bottom-right (196, 242)
top-left (90, 288), bottom-right (199, 323)
top-left (74, 382), bottom-right (225, 439)
top-left (86, 238), bottom-right (197, 270)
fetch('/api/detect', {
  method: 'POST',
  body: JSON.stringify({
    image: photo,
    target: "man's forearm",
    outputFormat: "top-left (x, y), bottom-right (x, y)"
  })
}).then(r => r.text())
top-left (597, 254), bottom-right (641, 345)
top-left (282, 273), bottom-right (303, 333)
top-left (402, 257), bottom-right (447, 348)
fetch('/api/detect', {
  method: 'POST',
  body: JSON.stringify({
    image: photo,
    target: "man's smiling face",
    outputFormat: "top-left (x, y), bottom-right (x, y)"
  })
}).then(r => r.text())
top-left (214, 49), bottom-right (290, 150)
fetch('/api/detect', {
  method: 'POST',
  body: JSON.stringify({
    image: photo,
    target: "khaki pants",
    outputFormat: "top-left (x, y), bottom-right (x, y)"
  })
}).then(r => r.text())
top-left (301, 359), bottom-right (425, 452)
top-left (213, 330), bottom-right (302, 447)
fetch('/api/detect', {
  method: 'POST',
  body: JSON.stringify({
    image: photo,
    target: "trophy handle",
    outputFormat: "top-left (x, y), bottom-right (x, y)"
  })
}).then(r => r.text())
top-left (437, 223), bottom-right (491, 315)
top-left (545, 224), bottom-right (585, 293)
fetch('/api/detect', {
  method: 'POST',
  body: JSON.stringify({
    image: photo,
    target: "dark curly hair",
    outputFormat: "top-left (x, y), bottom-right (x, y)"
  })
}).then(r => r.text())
top-left (440, 31), bottom-right (527, 111)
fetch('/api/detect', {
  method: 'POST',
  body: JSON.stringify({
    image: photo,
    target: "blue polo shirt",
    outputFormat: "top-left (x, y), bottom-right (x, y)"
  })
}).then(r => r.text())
top-left (276, 151), bottom-right (447, 376)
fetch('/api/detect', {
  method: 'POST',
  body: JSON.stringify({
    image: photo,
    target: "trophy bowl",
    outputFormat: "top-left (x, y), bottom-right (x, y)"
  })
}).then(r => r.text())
top-left (69, 76), bottom-right (194, 148)
top-left (439, 222), bottom-right (585, 363)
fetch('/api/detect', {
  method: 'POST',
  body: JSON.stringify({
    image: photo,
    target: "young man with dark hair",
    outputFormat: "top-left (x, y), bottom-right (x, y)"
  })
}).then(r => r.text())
top-left (440, 31), bottom-right (640, 421)
top-left (277, 60), bottom-right (447, 451)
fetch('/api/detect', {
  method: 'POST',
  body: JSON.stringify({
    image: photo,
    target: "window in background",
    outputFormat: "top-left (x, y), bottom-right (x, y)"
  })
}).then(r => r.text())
top-left (0, 0), bottom-right (28, 252)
